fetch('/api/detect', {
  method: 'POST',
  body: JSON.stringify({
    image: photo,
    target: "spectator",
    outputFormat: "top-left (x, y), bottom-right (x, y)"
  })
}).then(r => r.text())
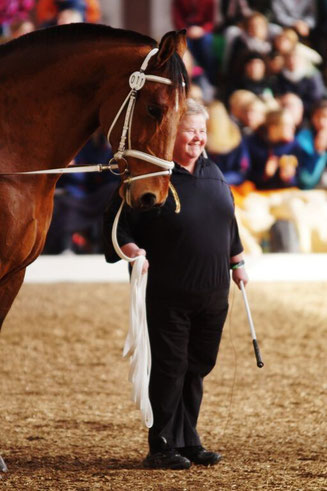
top-left (36, 0), bottom-right (101, 27)
top-left (171, 0), bottom-right (217, 86)
top-left (274, 48), bottom-right (326, 117)
top-left (296, 99), bottom-right (327, 189)
top-left (0, 0), bottom-right (35, 40)
top-left (206, 100), bottom-right (250, 185)
top-left (215, 0), bottom-right (252, 31)
top-left (229, 50), bottom-right (274, 98)
top-left (269, 0), bottom-right (316, 38)
top-left (229, 91), bottom-right (269, 135)
top-left (226, 11), bottom-right (274, 82)
top-left (273, 27), bottom-right (322, 74)
top-left (246, 107), bottom-right (305, 189)
top-left (277, 92), bottom-right (305, 132)
top-left (44, 131), bottom-right (118, 254)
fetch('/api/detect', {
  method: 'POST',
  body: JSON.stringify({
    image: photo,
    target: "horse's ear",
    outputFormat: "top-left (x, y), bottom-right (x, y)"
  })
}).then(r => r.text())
top-left (155, 30), bottom-right (187, 68)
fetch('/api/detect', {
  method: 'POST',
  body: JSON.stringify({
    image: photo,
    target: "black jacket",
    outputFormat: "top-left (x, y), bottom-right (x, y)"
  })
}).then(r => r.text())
top-left (103, 156), bottom-right (243, 293)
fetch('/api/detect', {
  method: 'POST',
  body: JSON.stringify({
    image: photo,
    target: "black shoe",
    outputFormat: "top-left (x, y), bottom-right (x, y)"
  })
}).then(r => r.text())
top-left (143, 449), bottom-right (191, 470)
top-left (178, 445), bottom-right (222, 466)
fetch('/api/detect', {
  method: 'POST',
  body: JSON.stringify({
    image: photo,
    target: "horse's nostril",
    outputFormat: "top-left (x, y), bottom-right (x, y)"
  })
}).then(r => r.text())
top-left (140, 192), bottom-right (157, 208)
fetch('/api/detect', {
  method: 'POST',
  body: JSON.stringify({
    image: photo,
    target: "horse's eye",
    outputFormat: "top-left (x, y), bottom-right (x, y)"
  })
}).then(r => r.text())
top-left (147, 105), bottom-right (163, 120)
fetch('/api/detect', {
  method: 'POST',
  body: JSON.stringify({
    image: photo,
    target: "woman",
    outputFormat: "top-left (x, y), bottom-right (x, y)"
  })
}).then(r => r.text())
top-left (103, 99), bottom-right (248, 470)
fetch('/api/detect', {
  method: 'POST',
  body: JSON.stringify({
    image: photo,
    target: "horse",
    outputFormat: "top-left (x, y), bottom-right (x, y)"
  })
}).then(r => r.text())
top-left (0, 23), bottom-right (188, 334)
top-left (0, 22), bottom-right (188, 471)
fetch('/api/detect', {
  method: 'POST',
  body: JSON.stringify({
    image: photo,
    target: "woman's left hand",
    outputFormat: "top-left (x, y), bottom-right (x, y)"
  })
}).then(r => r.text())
top-left (232, 267), bottom-right (249, 289)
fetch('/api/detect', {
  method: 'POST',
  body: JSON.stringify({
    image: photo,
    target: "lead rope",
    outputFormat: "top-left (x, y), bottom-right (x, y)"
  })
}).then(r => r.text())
top-left (111, 185), bottom-right (181, 428)
top-left (111, 200), bottom-right (153, 428)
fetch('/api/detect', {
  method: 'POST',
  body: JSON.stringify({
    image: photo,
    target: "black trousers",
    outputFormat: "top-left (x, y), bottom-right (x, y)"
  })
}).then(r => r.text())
top-left (146, 287), bottom-right (229, 451)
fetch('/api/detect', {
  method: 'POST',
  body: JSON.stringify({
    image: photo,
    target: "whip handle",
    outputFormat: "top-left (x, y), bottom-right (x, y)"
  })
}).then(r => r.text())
top-left (253, 339), bottom-right (264, 368)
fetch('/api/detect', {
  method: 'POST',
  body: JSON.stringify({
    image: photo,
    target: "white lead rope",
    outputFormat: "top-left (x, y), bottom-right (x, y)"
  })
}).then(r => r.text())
top-left (112, 200), bottom-right (153, 428)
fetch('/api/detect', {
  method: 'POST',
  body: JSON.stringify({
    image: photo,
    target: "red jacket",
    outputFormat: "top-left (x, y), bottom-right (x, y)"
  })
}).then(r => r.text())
top-left (172, 0), bottom-right (215, 33)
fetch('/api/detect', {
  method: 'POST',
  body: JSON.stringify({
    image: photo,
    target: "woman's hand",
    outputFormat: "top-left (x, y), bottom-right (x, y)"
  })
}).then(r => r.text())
top-left (230, 254), bottom-right (249, 289)
top-left (121, 243), bottom-right (149, 274)
top-left (232, 267), bottom-right (249, 289)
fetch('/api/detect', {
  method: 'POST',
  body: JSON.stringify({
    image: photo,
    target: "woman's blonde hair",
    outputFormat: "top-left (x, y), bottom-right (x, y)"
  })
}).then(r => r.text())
top-left (183, 98), bottom-right (209, 120)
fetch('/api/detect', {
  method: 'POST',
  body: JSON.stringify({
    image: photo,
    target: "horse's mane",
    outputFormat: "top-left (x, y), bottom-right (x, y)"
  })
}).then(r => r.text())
top-left (0, 23), bottom-right (157, 56)
top-left (0, 23), bottom-right (189, 91)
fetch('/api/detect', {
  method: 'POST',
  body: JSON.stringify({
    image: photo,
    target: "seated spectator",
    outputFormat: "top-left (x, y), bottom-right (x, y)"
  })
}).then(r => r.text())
top-left (0, 0), bottom-right (35, 41)
top-left (44, 131), bottom-right (119, 254)
top-left (36, 0), bottom-right (101, 27)
top-left (226, 11), bottom-right (276, 83)
top-left (206, 100), bottom-right (250, 185)
top-left (274, 48), bottom-right (326, 117)
top-left (229, 50), bottom-right (274, 99)
top-left (183, 48), bottom-right (215, 103)
top-left (296, 99), bottom-right (327, 189)
top-left (215, 0), bottom-right (252, 31)
top-left (277, 92), bottom-right (305, 132)
top-left (246, 107), bottom-right (306, 189)
top-left (273, 27), bottom-right (322, 75)
top-left (9, 18), bottom-right (34, 38)
top-left (269, 0), bottom-right (316, 39)
top-left (229, 90), bottom-right (269, 135)
top-left (228, 89), bottom-right (258, 124)
top-left (171, 0), bottom-right (217, 86)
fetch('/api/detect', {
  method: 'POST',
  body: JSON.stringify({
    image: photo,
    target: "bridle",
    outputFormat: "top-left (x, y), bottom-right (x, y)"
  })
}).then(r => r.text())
top-left (0, 47), bottom-right (182, 187)
top-left (106, 47), bottom-right (176, 184)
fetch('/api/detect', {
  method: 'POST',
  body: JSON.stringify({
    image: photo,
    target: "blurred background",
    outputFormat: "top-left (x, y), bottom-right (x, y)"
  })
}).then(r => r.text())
top-left (2, 0), bottom-right (327, 257)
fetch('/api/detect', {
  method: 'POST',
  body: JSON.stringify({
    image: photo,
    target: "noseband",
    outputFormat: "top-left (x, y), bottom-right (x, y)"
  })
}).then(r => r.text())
top-left (106, 48), bottom-right (176, 186)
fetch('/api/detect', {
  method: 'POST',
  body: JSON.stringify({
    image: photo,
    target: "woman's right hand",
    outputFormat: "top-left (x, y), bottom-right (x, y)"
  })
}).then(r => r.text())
top-left (121, 243), bottom-right (149, 274)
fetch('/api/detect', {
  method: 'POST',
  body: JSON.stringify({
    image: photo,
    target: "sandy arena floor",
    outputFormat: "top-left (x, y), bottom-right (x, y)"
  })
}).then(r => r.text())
top-left (0, 282), bottom-right (326, 490)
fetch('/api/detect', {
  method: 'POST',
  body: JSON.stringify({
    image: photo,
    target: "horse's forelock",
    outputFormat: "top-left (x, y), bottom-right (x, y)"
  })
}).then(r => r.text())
top-left (165, 53), bottom-right (190, 94)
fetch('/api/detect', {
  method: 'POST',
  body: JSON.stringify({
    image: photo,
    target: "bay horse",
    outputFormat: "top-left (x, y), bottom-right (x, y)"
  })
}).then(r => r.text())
top-left (0, 23), bottom-right (188, 470)
top-left (0, 24), bottom-right (188, 327)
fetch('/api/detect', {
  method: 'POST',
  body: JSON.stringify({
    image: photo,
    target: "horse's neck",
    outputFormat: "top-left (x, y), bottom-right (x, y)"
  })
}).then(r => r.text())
top-left (0, 41), bottom-right (145, 172)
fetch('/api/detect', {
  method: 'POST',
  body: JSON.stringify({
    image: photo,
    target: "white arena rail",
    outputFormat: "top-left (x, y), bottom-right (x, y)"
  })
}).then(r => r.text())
top-left (24, 253), bottom-right (327, 283)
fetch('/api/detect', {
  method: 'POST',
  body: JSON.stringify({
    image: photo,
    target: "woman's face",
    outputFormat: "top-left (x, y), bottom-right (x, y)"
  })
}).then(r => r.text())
top-left (173, 114), bottom-right (207, 165)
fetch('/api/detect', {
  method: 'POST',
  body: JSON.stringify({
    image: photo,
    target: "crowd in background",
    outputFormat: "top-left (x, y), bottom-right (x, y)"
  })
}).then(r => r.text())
top-left (1, 0), bottom-right (327, 254)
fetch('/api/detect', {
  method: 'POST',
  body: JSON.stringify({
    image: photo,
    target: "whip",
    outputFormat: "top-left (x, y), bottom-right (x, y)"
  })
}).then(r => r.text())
top-left (240, 280), bottom-right (264, 368)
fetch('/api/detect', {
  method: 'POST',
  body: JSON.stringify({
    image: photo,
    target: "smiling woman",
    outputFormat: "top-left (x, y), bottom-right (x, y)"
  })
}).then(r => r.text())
top-left (103, 98), bottom-right (248, 470)
top-left (172, 99), bottom-right (209, 174)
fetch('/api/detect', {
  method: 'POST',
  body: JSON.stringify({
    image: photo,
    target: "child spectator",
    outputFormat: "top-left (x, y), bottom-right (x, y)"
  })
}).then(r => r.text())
top-left (228, 90), bottom-right (258, 124)
top-left (277, 92), bottom-right (305, 132)
top-left (229, 91), bottom-right (269, 135)
top-left (274, 48), bottom-right (326, 117)
top-left (229, 50), bottom-right (274, 99)
top-left (273, 27), bottom-right (322, 74)
top-left (226, 11), bottom-right (276, 83)
top-left (206, 100), bottom-right (250, 185)
top-left (246, 108), bottom-right (305, 189)
top-left (296, 99), bottom-right (327, 189)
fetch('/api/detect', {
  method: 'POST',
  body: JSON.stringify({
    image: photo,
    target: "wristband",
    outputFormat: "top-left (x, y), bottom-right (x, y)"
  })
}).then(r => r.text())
top-left (230, 259), bottom-right (245, 270)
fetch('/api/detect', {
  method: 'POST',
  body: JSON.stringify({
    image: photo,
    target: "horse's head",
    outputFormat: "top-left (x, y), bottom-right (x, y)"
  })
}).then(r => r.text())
top-left (106, 30), bottom-right (188, 209)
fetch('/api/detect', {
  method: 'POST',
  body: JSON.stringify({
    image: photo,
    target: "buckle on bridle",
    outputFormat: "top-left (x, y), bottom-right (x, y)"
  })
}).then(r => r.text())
top-left (108, 157), bottom-right (128, 176)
